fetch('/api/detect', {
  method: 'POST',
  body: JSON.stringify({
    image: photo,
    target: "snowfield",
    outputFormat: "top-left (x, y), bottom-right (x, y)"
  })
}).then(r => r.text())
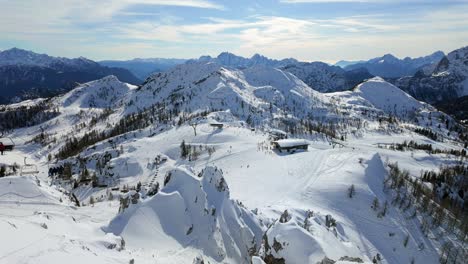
top-left (0, 61), bottom-right (466, 263)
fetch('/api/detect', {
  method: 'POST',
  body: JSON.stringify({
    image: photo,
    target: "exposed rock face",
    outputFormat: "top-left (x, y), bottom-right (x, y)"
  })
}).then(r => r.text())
top-left (395, 46), bottom-right (468, 104)
top-left (281, 62), bottom-right (373, 92)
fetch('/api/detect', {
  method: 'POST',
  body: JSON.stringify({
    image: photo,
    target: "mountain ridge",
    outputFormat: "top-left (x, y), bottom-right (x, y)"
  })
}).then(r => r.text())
top-left (344, 51), bottom-right (445, 78)
top-left (0, 48), bottom-right (141, 104)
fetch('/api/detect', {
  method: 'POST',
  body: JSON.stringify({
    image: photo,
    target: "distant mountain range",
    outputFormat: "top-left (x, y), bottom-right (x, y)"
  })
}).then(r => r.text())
top-left (334, 60), bottom-right (365, 68)
top-left (195, 52), bottom-right (299, 68)
top-left (99, 58), bottom-right (187, 80)
top-left (2, 46), bottom-right (468, 122)
top-left (0, 48), bottom-right (141, 104)
top-left (395, 46), bottom-right (468, 107)
top-left (343, 51), bottom-right (445, 78)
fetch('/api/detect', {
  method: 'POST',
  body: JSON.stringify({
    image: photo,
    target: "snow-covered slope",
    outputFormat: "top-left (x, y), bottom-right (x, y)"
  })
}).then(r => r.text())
top-left (128, 61), bottom-right (330, 122)
top-left (0, 176), bottom-right (128, 264)
top-left (330, 77), bottom-right (427, 117)
top-left (1, 57), bottom-right (466, 264)
top-left (107, 166), bottom-right (262, 263)
top-left (60, 75), bottom-right (137, 109)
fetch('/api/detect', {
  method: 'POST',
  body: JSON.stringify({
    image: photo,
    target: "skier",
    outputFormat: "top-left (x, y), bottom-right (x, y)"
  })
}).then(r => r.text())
top-left (0, 142), bottom-right (5, 155)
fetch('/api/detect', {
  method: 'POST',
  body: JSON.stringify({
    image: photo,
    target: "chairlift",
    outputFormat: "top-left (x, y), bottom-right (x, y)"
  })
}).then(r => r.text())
top-left (20, 164), bottom-right (39, 176)
top-left (20, 157), bottom-right (39, 176)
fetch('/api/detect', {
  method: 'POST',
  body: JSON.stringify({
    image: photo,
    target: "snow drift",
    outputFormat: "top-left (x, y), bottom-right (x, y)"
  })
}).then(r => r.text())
top-left (106, 166), bottom-right (263, 263)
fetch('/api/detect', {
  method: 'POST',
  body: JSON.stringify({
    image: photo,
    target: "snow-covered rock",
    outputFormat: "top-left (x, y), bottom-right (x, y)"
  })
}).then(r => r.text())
top-left (106, 166), bottom-right (263, 263)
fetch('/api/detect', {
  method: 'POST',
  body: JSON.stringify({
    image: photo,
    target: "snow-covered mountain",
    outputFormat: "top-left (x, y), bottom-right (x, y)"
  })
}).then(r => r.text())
top-left (395, 46), bottom-right (468, 105)
top-left (0, 48), bottom-right (141, 104)
top-left (99, 58), bottom-right (187, 80)
top-left (0, 47), bottom-right (98, 70)
top-left (328, 77), bottom-right (429, 117)
top-left (281, 62), bottom-right (373, 92)
top-left (194, 52), bottom-right (299, 68)
top-left (1, 59), bottom-right (466, 264)
top-left (345, 51), bottom-right (445, 78)
top-left (129, 61), bottom-right (332, 124)
top-left (194, 52), bottom-right (373, 92)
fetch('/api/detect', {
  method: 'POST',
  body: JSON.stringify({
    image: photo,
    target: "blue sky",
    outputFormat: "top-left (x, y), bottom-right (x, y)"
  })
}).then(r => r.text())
top-left (1, 0), bottom-right (468, 62)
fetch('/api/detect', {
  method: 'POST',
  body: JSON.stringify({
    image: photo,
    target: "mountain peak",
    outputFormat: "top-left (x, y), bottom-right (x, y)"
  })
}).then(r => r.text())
top-left (380, 53), bottom-right (399, 63)
top-left (382, 53), bottom-right (397, 59)
top-left (251, 53), bottom-right (266, 59)
top-left (217, 51), bottom-right (237, 57)
top-left (3, 47), bottom-right (34, 54)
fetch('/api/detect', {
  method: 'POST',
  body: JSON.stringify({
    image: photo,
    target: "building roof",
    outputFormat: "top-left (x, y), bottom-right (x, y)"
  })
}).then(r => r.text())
top-left (269, 129), bottom-right (287, 135)
top-left (274, 139), bottom-right (309, 148)
top-left (0, 137), bottom-right (15, 145)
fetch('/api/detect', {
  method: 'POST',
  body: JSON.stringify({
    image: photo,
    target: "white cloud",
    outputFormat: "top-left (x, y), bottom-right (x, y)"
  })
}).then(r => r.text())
top-left (0, 0), bottom-right (223, 26)
top-left (280, 0), bottom-right (381, 3)
top-left (1, 0), bottom-right (467, 61)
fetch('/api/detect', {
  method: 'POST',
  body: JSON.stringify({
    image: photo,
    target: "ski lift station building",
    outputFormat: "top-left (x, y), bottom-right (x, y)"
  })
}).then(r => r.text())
top-left (273, 139), bottom-right (309, 153)
top-left (0, 137), bottom-right (15, 151)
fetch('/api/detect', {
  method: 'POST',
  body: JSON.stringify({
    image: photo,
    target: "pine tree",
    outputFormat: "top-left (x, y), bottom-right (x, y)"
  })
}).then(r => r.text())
top-left (108, 191), bottom-right (114, 201)
top-left (80, 167), bottom-right (89, 182)
top-left (381, 201), bottom-right (388, 217)
top-left (348, 184), bottom-right (356, 198)
top-left (91, 172), bottom-right (98, 187)
top-left (0, 166), bottom-right (6, 177)
top-left (372, 197), bottom-right (380, 211)
top-left (180, 140), bottom-right (188, 159)
top-left (433, 206), bottom-right (445, 227)
top-left (403, 234), bottom-right (409, 247)
top-left (63, 163), bottom-right (72, 180)
top-left (136, 181), bottom-right (142, 192)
